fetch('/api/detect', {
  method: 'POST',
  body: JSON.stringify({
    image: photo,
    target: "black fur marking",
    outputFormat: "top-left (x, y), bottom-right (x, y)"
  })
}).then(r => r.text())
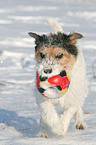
top-left (38, 88), bottom-right (45, 93)
top-left (35, 32), bottom-right (78, 56)
top-left (60, 70), bottom-right (66, 77)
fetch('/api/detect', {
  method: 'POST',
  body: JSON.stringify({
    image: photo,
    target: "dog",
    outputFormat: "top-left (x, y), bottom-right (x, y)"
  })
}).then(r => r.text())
top-left (28, 18), bottom-right (87, 138)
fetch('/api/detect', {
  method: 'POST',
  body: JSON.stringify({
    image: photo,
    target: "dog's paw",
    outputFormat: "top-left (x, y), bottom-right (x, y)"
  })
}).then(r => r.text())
top-left (75, 122), bottom-right (87, 130)
top-left (37, 133), bottom-right (48, 138)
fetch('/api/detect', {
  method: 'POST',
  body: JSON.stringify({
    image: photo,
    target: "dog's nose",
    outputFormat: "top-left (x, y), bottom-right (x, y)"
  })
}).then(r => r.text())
top-left (44, 68), bottom-right (52, 74)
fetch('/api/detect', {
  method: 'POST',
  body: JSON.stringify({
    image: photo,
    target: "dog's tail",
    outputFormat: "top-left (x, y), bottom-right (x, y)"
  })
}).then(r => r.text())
top-left (47, 17), bottom-right (63, 32)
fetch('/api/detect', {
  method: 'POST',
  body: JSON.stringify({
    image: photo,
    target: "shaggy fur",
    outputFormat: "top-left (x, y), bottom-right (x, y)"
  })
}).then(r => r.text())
top-left (28, 32), bottom-right (83, 56)
top-left (28, 19), bottom-right (87, 138)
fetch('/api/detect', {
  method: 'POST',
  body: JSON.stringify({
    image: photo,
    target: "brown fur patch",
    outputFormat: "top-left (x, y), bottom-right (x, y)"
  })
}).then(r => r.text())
top-left (29, 32), bottom-right (83, 57)
top-left (36, 46), bottom-right (76, 67)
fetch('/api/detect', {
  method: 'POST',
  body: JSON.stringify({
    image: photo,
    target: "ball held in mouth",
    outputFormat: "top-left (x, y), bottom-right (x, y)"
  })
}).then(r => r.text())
top-left (36, 67), bottom-right (70, 99)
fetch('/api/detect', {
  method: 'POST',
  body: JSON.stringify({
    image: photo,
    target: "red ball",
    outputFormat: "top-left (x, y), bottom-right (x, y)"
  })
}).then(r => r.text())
top-left (36, 68), bottom-right (70, 98)
top-left (48, 75), bottom-right (70, 90)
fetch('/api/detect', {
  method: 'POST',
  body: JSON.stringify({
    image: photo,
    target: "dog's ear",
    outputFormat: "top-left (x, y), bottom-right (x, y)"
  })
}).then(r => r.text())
top-left (69, 33), bottom-right (83, 45)
top-left (69, 33), bottom-right (83, 40)
top-left (28, 32), bottom-right (40, 43)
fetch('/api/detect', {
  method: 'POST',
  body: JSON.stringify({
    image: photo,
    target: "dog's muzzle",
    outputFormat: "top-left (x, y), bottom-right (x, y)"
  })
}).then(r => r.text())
top-left (44, 68), bottom-right (52, 74)
top-left (36, 58), bottom-right (64, 78)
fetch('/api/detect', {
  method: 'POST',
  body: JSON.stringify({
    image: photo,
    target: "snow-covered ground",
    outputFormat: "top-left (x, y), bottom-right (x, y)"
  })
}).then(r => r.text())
top-left (0, 0), bottom-right (96, 144)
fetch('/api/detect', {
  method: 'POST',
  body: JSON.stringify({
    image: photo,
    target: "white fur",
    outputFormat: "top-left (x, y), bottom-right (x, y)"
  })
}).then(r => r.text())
top-left (36, 19), bottom-right (87, 137)
top-left (36, 57), bottom-right (64, 78)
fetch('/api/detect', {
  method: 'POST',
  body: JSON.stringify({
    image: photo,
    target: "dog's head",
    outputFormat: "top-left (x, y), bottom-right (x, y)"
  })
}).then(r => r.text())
top-left (29, 32), bottom-right (83, 77)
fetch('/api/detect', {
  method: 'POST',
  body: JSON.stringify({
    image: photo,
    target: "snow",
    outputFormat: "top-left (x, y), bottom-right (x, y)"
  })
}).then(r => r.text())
top-left (0, 0), bottom-right (96, 144)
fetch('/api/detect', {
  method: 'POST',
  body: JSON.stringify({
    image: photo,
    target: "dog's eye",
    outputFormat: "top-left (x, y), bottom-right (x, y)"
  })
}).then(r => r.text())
top-left (40, 52), bottom-right (45, 58)
top-left (55, 53), bottom-right (63, 59)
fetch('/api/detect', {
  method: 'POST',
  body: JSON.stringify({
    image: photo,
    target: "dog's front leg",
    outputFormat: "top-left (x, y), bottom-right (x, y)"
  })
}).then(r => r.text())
top-left (61, 106), bottom-right (77, 135)
top-left (74, 107), bottom-right (87, 130)
top-left (40, 100), bottom-right (63, 136)
top-left (37, 117), bottom-right (49, 138)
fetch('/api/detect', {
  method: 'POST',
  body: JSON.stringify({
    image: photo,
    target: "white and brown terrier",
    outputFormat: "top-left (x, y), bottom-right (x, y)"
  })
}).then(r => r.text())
top-left (28, 18), bottom-right (87, 138)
